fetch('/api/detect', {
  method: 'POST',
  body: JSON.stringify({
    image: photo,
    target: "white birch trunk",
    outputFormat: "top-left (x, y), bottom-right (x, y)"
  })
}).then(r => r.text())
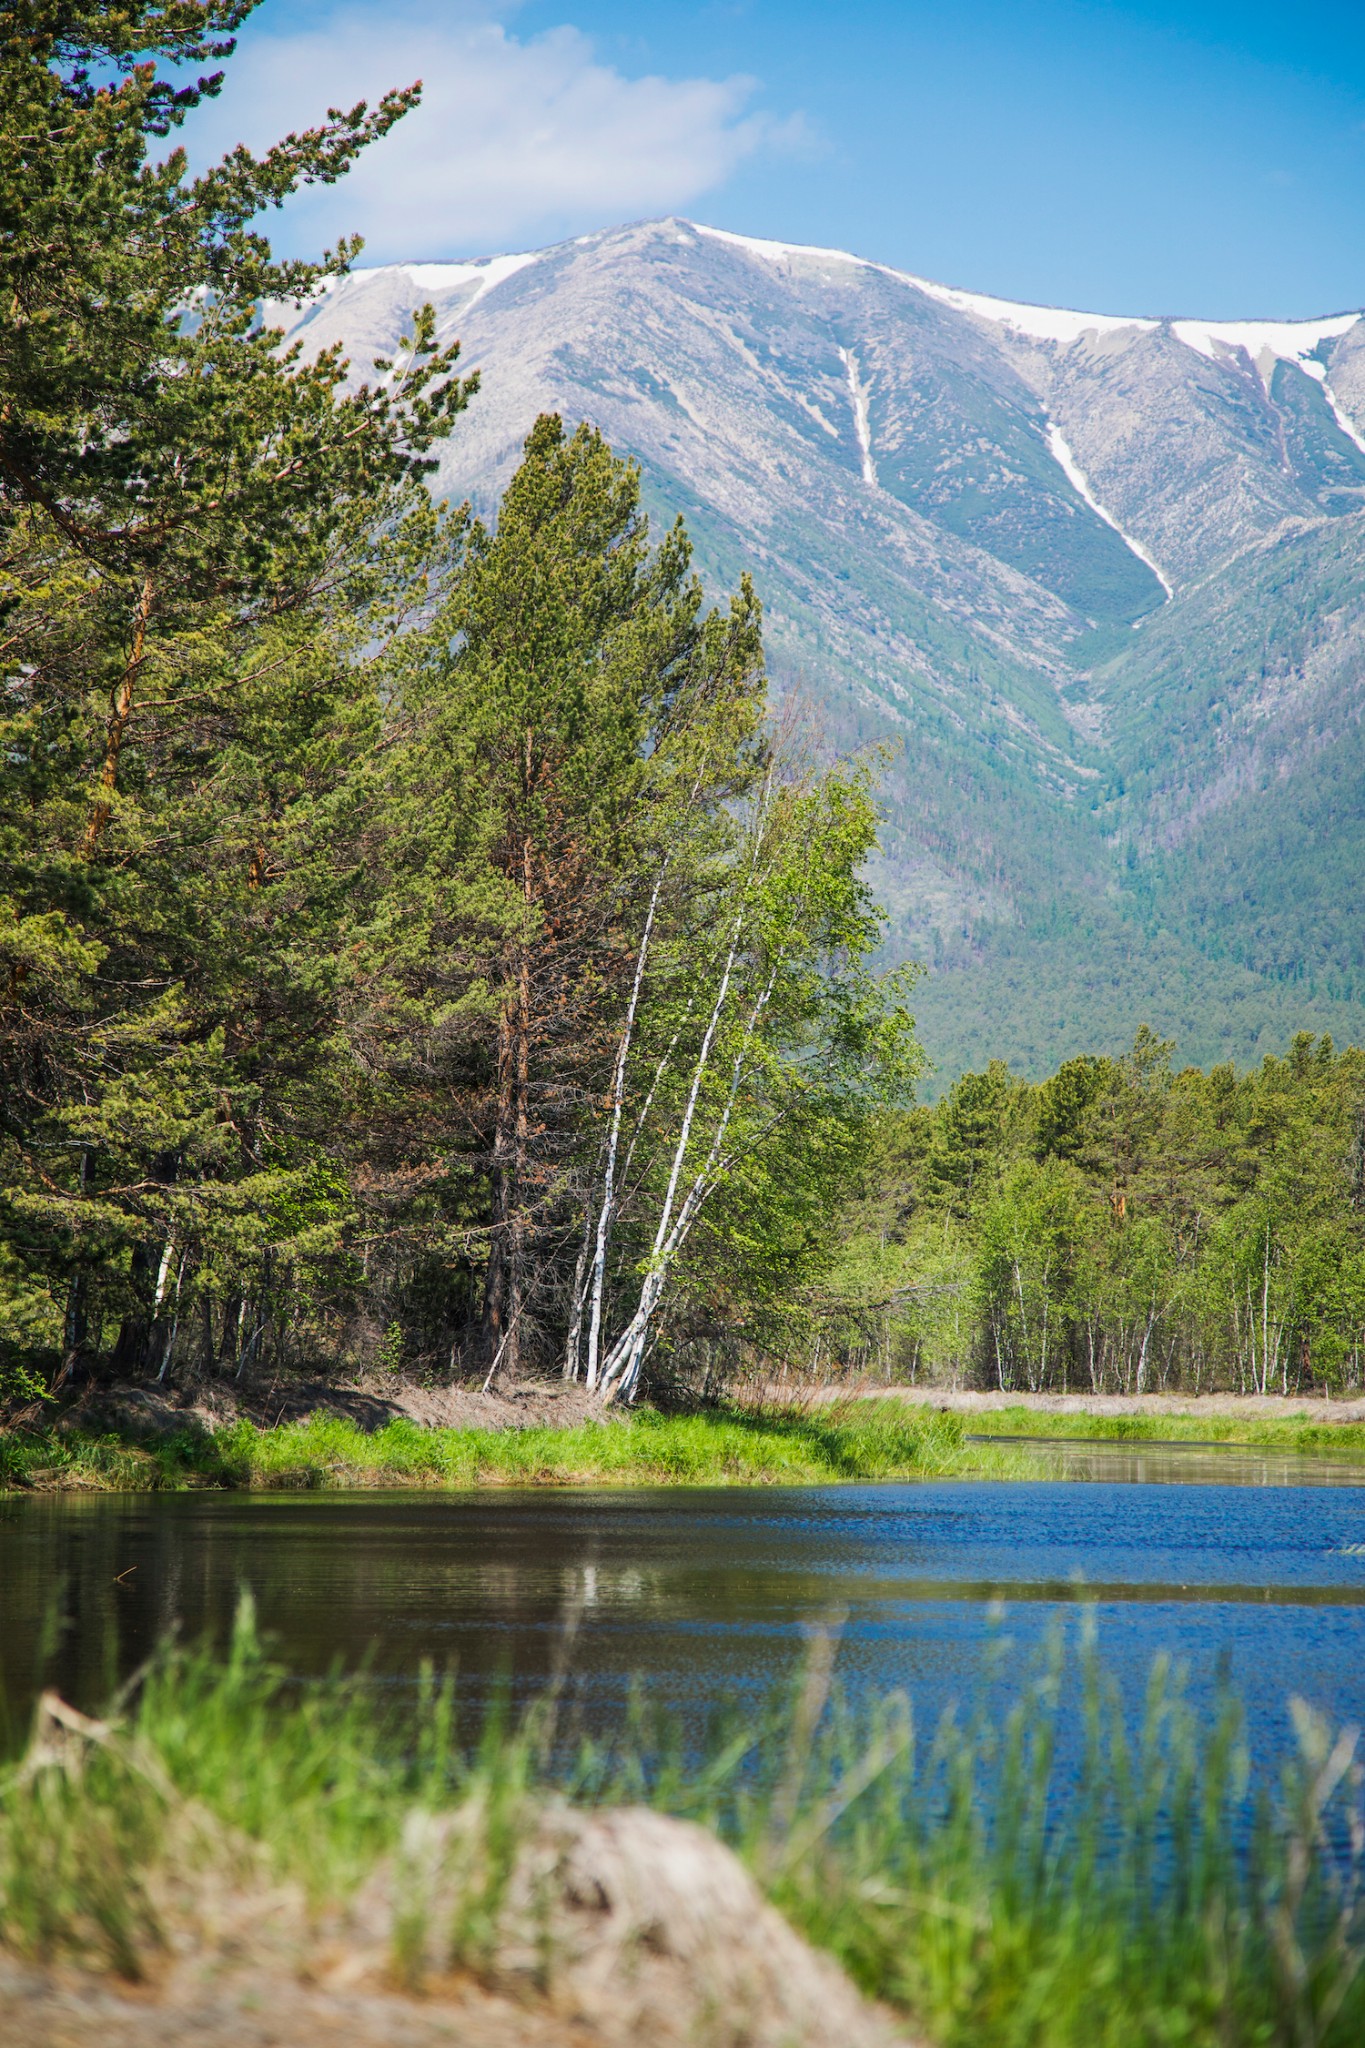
top-left (584, 870), bottom-right (664, 1389)
top-left (562, 1214), bottom-right (593, 1382)
top-left (598, 963), bottom-right (778, 1403)
top-left (153, 1238), bottom-right (174, 1311)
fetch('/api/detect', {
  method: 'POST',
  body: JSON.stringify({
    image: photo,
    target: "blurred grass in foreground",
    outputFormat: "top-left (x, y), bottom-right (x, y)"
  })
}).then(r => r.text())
top-left (1, 1602), bottom-right (1362, 2047)
top-left (0, 1401), bottom-right (1035, 1491)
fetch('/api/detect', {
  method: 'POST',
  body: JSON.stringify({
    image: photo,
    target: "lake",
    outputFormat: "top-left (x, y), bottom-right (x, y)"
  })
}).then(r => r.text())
top-left (3, 1451), bottom-right (1364, 1773)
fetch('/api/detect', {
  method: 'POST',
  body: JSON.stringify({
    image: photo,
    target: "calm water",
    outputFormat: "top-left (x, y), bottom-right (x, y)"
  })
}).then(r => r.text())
top-left (2, 1454), bottom-right (1364, 1769)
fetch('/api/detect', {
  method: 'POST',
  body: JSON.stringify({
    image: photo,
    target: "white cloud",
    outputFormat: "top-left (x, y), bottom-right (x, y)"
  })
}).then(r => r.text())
top-left (184, 3), bottom-right (806, 261)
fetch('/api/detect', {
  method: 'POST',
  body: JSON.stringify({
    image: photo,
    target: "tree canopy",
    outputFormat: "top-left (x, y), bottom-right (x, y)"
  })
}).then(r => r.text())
top-left (11, 6), bottom-right (1356, 1413)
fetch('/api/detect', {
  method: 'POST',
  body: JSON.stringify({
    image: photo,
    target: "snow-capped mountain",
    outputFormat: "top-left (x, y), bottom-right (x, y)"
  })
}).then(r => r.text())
top-left (272, 220), bottom-right (1365, 1076)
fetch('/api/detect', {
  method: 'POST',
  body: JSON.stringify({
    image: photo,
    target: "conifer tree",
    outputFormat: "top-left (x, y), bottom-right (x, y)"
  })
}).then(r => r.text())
top-left (0, 2), bottom-right (474, 1379)
top-left (343, 417), bottom-right (771, 1377)
top-left (340, 417), bottom-right (920, 1388)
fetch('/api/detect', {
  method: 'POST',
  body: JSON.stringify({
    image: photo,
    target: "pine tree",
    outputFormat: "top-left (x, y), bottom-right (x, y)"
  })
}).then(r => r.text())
top-left (342, 416), bottom-right (770, 1378)
top-left (0, 2), bottom-right (474, 1381)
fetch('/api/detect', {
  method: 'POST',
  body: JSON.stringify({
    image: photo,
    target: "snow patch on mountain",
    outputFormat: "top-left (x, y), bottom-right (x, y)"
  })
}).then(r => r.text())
top-left (691, 223), bottom-right (1365, 379)
top-left (388, 250), bottom-right (542, 308)
top-left (838, 347), bottom-right (877, 486)
top-left (1045, 423), bottom-right (1173, 600)
top-left (1293, 360), bottom-right (1365, 455)
top-left (1166, 314), bottom-right (1365, 446)
top-left (265, 249), bottom-right (542, 346)
top-left (1170, 312), bottom-right (1358, 373)
top-left (916, 283), bottom-right (1153, 345)
top-left (693, 223), bottom-right (1152, 343)
top-left (695, 222), bottom-right (872, 276)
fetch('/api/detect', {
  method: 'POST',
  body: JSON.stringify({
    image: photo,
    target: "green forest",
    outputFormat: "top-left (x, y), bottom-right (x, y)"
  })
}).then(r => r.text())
top-left (4, 3), bottom-right (1364, 1412)
top-left (828, 1031), bottom-right (1365, 1396)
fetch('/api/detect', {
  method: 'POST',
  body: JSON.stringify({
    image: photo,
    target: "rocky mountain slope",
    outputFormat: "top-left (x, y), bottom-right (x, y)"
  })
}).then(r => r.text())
top-left (270, 219), bottom-right (1365, 1079)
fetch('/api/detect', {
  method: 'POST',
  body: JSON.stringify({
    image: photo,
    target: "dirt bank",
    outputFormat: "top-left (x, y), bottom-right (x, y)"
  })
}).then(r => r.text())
top-left (22, 1373), bottom-right (614, 1444)
top-left (0, 1953), bottom-right (588, 2048)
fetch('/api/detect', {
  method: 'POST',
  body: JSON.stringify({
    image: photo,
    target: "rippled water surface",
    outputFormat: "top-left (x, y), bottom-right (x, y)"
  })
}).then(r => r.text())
top-left (3, 1453), bottom-right (1363, 1765)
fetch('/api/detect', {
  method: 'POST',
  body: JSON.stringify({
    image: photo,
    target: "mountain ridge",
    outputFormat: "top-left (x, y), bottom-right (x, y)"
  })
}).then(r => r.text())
top-left (333, 219), bottom-right (1365, 339)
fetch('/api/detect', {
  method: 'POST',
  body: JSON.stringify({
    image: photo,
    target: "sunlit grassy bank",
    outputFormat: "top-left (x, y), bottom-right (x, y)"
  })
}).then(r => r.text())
top-left (8, 1392), bottom-right (1365, 1493)
top-left (0, 1401), bottom-right (1035, 1493)
top-left (946, 1403), bottom-right (1365, 1459)
top-left (7, 1392), bottom-right (1365, 1494)
top-left (3, 1608), bottom-right (1362, 2048)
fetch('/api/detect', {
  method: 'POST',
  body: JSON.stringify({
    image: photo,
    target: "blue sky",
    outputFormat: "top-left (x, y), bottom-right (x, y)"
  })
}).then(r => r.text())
top-left (184, 1), bottom-right (1365, 315)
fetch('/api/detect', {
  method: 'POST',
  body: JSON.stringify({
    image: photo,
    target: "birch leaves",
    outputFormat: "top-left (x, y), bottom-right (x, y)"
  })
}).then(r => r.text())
top-left (583, 763), bottom-right (921, 1401)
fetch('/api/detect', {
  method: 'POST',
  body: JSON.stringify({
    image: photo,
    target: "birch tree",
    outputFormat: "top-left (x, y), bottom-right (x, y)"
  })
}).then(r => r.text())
top-left (589, 763), bottom-right (922, 1402)
top-left (974, 1160), bottom-right (1084, 1393)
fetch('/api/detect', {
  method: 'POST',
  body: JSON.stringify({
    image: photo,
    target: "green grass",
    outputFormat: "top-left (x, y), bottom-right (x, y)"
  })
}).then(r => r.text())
top-left (946, 1403), bottom-right (1365, 1459)
top-left (8, 1393), bottom-right (1360, 1497)
top-left (3, 1604), bottom-right (1363, 2047)
top-left (0, 1400), bottom-right (1035, 1493)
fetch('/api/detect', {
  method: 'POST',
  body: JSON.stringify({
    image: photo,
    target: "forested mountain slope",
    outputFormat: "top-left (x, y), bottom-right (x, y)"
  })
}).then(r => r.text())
top-left (272, 220), bottom-right (1365, 1081)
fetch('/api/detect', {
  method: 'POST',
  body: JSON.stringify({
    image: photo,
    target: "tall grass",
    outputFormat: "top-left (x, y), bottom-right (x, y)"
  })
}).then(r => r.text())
top-left (0, 1400), bottom-right (1031, 1492)
top-left (2, 1604), bottom-right (1362, 2046)
top-left (670, 1628), bottom-right (1365, 2048)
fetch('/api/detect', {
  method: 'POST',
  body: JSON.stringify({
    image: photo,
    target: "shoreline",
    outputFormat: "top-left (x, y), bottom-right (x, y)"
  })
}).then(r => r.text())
top-left (3, 1388), bottom-right (1365, 1492)
top-left (0, 1401), bottom-right (1009, 1494)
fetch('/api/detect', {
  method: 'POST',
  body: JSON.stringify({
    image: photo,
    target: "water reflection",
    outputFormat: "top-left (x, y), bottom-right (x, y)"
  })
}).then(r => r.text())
top-left (1, 1473), bottom-right (1362, 1770)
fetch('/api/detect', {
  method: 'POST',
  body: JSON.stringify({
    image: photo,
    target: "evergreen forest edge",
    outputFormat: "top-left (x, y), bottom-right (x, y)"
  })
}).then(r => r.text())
top-left (5, 2), bottom-right (1365, 1427)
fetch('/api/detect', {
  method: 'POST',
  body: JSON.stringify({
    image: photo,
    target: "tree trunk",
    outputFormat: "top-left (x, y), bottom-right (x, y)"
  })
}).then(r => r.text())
top-left (584, 868), bottom-right (664, 1390)
top-left (1135, 1306), bottom-right (1156, 1394)
top-left (483, 744), bottom-right (537, 1377)
top-left (563, 1211), bottom-right (593, 1381)
top-left (599, 961), bottom-right (776, 1404)
top-left (57, 1147), bottom-right (91, 1385)
top-left (484, 1001), bottom-right (513, 1360)
top-left (111, 1149), bottom-right (179, 1375)
top-left (507, 892), bottom-right (531, 1380)
top-left (1261, 1222), bottom-right (1272, 1399)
